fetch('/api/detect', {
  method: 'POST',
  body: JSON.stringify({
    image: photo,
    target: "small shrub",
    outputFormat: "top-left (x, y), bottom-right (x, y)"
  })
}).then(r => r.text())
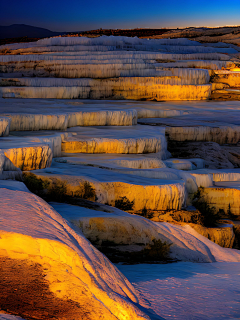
top-left (142, 207), bottom-right (148, 217)
top-left (193, 187), bottom-right (220, 227)
top-left (227, 203), bottom-right (232, 217)
top-left (193, 186), bottom-right (202, 199)
top-left (83, 181), bottom-right (96, 200)
top-left (18, 163), bottom-right (24, 171)
top-left (22, 172), bottom-right (45, 195)
top-left (217, 208), bottom-right (225, 217)
top-left (140, 207), bottom-right (154, 219)
top-left (115, 196), bottom-right (134, 211)
top-left (74, 181), bottom-right (96, 200)
top-left (48, 180), bottom-right (67, 201)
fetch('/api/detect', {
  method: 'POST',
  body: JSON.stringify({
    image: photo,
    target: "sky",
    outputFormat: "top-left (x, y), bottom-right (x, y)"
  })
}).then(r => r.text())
top-left (1, 0), bottom-right (240, 32)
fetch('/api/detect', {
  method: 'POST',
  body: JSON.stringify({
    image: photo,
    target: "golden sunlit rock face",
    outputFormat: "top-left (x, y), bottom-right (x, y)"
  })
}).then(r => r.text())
top-left (113, 84), bottom-right (212, 101)
top-left (61, 137), bottom-right (164, 154)
top-left (3, 145), bottom-right (52, 170)
top-left (201, 187), bottom-right (240, 216)
top-left (0, 83), bottom-right (212, 100)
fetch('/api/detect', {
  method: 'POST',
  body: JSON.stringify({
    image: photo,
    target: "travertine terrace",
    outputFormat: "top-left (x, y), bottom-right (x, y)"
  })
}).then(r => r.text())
top-left (0, 35), bottom-right (240, 100)
top-left (1, 33), bottom-right (240, 319)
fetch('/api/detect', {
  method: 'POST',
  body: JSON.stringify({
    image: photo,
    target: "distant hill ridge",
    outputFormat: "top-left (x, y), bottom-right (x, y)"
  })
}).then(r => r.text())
top-left (0, 24), bottom-right (173, 40)
top-left (0, 24), bottom-right (65, 39)
top-left (1, 24), bottom-right (240, 45)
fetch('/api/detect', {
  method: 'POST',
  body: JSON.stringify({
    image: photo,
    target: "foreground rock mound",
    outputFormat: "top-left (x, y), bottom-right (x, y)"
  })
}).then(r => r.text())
top-left (0, 182), bottom-right (150, 320)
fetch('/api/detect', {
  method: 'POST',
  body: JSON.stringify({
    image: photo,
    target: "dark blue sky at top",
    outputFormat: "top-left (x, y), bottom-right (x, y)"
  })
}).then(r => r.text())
top-left (1, 0), bottom-right (240, 32)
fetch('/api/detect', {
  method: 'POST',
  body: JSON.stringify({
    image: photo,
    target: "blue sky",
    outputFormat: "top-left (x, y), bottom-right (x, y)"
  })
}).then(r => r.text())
top-left (1, 0), bottom-right (240, 32)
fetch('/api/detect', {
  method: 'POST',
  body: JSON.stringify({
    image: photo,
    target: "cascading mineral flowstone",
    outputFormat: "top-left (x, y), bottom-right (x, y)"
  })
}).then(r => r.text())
top-left (0, 99), bottom-right (137, 129)
top-left (61, 125), bottom-right (168, 155)
top-left (0, 131), bottom-right (68, 170)
top-left (1, 35), bottom-right (237, 101)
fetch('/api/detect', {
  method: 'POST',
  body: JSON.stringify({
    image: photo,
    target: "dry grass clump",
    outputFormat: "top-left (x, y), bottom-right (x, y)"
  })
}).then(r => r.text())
top-left (193, 187), bottom-right (220, 227)
top-left (115, 196), bottom-right (134, 211)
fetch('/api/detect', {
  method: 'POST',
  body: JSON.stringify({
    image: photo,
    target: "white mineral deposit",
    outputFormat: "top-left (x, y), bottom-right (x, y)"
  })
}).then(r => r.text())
top-left (1, 22), bottom-right (240, 319)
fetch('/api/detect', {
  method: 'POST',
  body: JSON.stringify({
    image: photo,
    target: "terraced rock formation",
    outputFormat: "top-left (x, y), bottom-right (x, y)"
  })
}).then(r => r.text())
top-left (1, 34), bottom-right (240, 319)
top-left (1, 35), bottom-right (239, 101)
